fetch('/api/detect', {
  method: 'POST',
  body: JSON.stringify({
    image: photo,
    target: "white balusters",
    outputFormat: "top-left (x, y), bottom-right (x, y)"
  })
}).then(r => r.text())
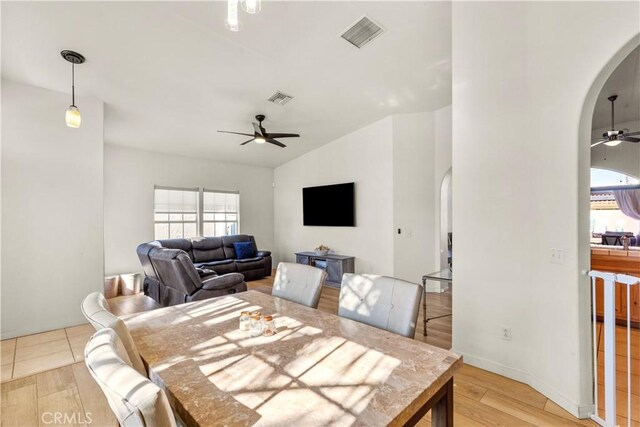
top-left (589, 271), bottom-right (639, 427)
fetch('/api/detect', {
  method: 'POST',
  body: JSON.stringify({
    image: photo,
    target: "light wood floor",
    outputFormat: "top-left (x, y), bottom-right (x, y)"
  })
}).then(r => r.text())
top-left (1, 272), bottom-right (600, 426)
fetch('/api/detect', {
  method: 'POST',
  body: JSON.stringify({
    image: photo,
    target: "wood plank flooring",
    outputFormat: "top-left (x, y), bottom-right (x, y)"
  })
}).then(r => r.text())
top-left (1, 272), bottom-right (599, 426)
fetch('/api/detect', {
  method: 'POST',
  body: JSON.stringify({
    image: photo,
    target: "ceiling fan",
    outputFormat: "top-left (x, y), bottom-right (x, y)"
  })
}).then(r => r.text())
top-left (217, 115), bottom-right (300, 148)
top-left (591, 95), bottom-right (640, 148)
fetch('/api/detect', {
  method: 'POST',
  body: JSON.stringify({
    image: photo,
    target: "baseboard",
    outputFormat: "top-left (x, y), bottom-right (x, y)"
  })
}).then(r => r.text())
top-left (456, 351), bottom-right (594, 419)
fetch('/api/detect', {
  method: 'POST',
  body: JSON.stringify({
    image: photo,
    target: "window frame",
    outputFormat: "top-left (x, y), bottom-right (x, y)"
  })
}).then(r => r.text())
top-left (153, 186), bottom-right (240, 240)
top-left (201, 188), bottom-right (240, 238)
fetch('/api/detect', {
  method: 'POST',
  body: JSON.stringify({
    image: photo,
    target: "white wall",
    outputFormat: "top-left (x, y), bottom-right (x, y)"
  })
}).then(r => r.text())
top-left (104, 145), bottom-right (275, 276)
top-left (591, 119), bottom-right (640, 178)
top-left (452, 1), bottom-right (639, 417)
top-left (274, 110), bottom-right (452, 285)
top-left (1, 79), bottom-right (104, 338)
top-left (393, 112), bottom-right (435, 283)
top-left (274, 117), bottom-right (395, 275)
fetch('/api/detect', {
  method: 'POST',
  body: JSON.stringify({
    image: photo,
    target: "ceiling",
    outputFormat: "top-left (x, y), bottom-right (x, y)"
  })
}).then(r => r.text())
top-left (1, 1), bottom-right (452, 168)
top-left (592, 45), bottom-right (640, 131)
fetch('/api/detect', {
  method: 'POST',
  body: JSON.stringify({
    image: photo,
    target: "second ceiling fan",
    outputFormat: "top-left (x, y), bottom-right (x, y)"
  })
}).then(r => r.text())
top-left (591, 95), bottom-right (640, 148)
top-left (218, 115), bottom-right (300, 148)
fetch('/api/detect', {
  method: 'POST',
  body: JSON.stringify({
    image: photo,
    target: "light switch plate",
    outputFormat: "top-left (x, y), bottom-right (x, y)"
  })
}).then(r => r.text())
top-left (551, 248), bottom-right (565, 265)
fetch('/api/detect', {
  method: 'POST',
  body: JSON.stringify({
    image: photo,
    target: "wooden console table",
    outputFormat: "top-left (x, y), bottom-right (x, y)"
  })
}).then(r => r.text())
top-left (295, 251), bottom-right (355, 287)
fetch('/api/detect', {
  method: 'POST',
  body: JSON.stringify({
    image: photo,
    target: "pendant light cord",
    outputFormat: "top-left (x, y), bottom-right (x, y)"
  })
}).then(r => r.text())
top-left (71, 62), bottom-right (76, 107)
top-left (611, 97), bottom-right (614, 131)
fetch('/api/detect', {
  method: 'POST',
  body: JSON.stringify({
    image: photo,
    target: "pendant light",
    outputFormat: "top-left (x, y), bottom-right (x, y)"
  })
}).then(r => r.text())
top-left (241, 0), bottom-right (261, 14)
top-left (61, 50), bottom-right (85, 128)
top-left (225, 0), bottom-right (241, 32)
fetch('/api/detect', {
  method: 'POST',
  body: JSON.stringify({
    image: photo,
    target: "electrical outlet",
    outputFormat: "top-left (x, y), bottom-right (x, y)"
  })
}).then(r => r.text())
top-left (501, 327), bottom-right (512, 341)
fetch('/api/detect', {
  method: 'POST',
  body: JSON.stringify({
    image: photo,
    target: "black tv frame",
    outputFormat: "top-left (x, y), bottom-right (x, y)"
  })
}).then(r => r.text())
top-left (302, 182), bottom-right (355, 227)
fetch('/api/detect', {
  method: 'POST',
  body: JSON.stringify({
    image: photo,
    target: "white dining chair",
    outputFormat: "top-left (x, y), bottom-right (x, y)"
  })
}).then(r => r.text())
top-left (272, 262), bottom-right (327, 308)
top-left (84, 328), bottom-right (178, 427)
top-left (338, 273), bottom-right (422, 338)
top-left (81, 292), bottom-right (146, 375)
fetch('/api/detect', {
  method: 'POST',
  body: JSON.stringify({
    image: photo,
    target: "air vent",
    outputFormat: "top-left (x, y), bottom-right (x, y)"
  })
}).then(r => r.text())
top-left (341, 16), bottom-right (384, 49)
top-left (268, 91), bottom-right (294, 106)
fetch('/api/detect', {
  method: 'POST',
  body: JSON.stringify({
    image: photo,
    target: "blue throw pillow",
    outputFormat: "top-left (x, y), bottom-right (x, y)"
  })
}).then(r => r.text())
top-left (233, 242), bottom-right (256, 260)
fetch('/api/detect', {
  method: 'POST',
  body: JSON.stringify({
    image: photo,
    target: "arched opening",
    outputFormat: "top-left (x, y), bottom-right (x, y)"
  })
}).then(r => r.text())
top-left (439, 168), bottom-right (452, 272)
top-left (578, 35), bottom-right (639, 424)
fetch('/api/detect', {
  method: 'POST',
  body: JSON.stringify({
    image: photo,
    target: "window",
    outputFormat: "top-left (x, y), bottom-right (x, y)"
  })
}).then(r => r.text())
top-left (153, 187), bottom-right (240, 240)
top-left (154, 187), bottom-right (199, 239)
top-left (203, 190), bottom-right (239, 237)
top-left (590, 168), bottom-right (640, 239)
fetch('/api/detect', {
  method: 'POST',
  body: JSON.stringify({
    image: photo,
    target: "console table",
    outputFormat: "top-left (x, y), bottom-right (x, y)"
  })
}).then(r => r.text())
top-left (422, 269), bottom-right (453, 336)
top-left (295, 252), bottom-right (355, 287)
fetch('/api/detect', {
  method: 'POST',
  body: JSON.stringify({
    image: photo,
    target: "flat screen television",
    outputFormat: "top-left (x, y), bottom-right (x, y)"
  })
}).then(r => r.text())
top-left (303, 182), bottom-right (355, 226)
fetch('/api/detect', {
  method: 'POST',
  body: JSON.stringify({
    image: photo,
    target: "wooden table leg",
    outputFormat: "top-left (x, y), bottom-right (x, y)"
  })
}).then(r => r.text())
top-left (402, 377), bottom-right (454, 427)
top-left (431, 378), bottom-right (454, 427)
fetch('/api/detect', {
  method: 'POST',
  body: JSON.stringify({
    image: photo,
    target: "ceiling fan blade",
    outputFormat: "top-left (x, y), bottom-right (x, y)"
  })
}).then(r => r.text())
top-left (266, 139), bottom-right (286, 148)
top-left (624, 131), bottom-right (640, 136)
top-left (590, 140), bottom-right (607, 148)
top-left (217, 130), bottom-right (254, 137)
top-left (265, 133), bottom-right (300, 139)
top-left (622, 136), bottom-right (640, 143)
top-left (240, 138), bottom-right (255, 145)
top-left (253, 123), bottom-right (264, 137)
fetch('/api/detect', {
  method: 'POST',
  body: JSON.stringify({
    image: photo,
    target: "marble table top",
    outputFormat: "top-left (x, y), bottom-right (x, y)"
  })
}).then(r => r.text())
top-left (123, 291), bottom-right (462, 426)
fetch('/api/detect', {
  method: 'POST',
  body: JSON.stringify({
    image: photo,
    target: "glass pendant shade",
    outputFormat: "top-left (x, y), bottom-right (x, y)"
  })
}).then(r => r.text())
top-left (255, 137), bottom-right (266, 144)
top-left (603, 139), bottom-right (622, 147)
top-left (225, 19), bottom-right (241, 32)
top-left (65, 105), bottom-right (81, 128)
top-left (241, 0), bottom-right (261, 14)
top-left (226, 0), bottom-right (240, 31)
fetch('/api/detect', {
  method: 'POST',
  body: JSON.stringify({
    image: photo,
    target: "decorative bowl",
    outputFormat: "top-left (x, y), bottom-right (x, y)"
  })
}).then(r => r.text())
top-left (314, 250), bottom-right (329, 256)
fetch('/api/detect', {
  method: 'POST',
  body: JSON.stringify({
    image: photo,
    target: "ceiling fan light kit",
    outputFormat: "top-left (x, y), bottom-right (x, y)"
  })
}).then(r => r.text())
top-left (591, 94), bottom-right (640, 148)
top-left (61, 50), bottom-right (85, 128)
top-left (218, 114), bottom-right (300, 148)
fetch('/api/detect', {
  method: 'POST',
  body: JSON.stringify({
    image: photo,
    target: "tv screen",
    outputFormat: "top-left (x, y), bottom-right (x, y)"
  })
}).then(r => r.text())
top-left (303, 183), bottom-right (355, 226)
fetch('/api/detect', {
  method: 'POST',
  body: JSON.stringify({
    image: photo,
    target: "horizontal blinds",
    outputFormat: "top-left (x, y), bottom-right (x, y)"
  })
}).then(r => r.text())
top-left (203, 191), bottom-right (239, 213)
top-left (154, 188), bottom-right (198, 213)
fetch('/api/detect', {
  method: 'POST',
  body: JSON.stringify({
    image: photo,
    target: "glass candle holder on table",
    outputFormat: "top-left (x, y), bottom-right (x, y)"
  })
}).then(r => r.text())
top-left (262, 315), bottom-right (276, 336)
top-left (249, 312), bottom-right (263, 337)
top-left (239, 311), bottom-right (251, 331)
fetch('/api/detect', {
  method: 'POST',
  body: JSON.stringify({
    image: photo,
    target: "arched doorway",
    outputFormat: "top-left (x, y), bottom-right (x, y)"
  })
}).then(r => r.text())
top-left (439, 168), bottom-right (452, 272)
top-left (578, 35), bottom-right (640, 423)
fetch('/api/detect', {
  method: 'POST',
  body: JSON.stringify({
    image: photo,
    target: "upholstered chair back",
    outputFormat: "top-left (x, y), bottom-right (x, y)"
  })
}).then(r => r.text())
top-left (136, 242), bottom-right (161, 279)
top-left (81, 292), bottom-right (146, 375)
top-left (150, 248), bottom-right (201, 296)
top-left (338, 274), bottom-right (422, 338)
top-left (272, 262), bottom-right (327, 308)
top-left (85, 329), bottom-right (176, 427)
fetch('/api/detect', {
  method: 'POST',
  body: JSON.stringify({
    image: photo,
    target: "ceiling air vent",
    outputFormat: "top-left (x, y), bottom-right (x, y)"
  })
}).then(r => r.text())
top-left (340, 16), bottom-right (384, 49)
top-left (268, 91), bottom-right (294, 106)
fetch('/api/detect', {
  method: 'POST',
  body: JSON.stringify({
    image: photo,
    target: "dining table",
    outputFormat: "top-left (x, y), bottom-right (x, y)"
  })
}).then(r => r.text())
top-left (123, 290), bottom-right (462, 426)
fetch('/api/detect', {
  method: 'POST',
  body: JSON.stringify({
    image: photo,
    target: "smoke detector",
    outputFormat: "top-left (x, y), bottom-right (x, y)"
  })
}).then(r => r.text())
top-left (268, 91), bottom-right (294, 106)
top-left (340, 16), bottom-right (384, 49)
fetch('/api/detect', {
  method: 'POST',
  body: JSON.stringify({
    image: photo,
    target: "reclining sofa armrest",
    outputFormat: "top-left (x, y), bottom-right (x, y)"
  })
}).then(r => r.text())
top-left (256, 250), bottom-right (271, 257)
top-left (201, 273), bottom-right (246, 291)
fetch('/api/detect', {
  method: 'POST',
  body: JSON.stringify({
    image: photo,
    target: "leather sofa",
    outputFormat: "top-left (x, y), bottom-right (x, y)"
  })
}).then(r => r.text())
top-left (136, 235), bottom-right (271, 306)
